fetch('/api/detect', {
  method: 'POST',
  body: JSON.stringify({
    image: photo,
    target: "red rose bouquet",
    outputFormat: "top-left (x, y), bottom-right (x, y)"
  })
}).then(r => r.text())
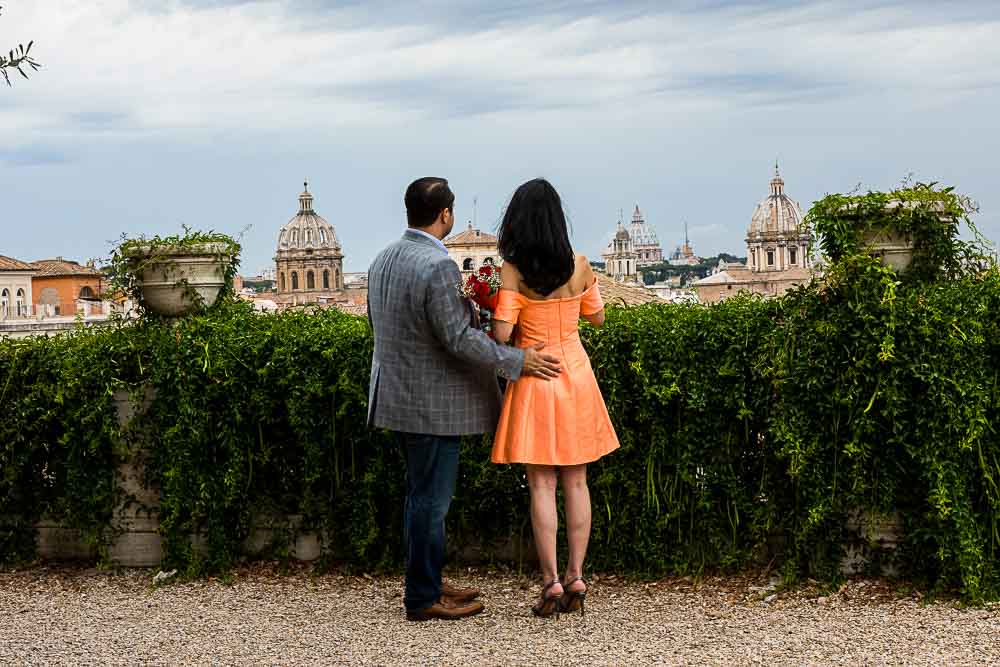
top-left (461, 262), bottom-right (503, 336)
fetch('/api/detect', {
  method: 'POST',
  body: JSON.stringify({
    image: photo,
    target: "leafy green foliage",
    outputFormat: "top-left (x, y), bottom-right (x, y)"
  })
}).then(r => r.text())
top-left (0, 327), bottom-right (127, 561)
top-left (640, 254), bottom-right (747, 286)
top-left (808, 182), bottom-right (986, 283)
top-left (3, 185), bottom-right (1000, 601)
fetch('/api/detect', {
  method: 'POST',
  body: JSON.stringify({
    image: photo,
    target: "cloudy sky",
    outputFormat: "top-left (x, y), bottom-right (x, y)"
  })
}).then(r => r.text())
top-left (2, 0), bottom-right (998, 274)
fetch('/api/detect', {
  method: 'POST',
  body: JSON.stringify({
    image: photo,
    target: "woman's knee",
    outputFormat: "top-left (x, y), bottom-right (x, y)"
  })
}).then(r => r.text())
top-left (559, 465), bottom-right (589, 491)
top-left (526, 465), bottom-right (558, 491)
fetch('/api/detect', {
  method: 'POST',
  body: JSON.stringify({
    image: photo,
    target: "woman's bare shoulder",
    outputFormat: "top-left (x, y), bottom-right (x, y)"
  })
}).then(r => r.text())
top-left (574, 254), bottom-right (595, 287)
top-left (500, 259), bottom-right (520, 289)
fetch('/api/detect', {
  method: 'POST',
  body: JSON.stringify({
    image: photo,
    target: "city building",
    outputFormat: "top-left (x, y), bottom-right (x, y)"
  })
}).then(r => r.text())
top-left (1, 255), bottom-right (112, 338)
top-left (239, 274), bottom-right (277, 294)
top-left (271, 182), bottom-right (366, 314)
top-left (31, 257), bottom-right (107, 317)
top-left (693, 164), bottom-right (814, 304)
top-left (668, 222), bottom-right (700, 266)
top-left (746, 164), bottom-right (812, 275)
top-left (645, 276), bottom-right (697, 303)
top-left (595, 272), bottom-right (666, 306)
top-left (343, 272), bottom-right (368, 289)
top-left (0, 255), bottom-right (35, 319)
top-left (444, 223), bottom-right (500, 276)
top-left (275, 182), bottom-right (345, 300)
top-left (601, 216), bottom-right (640, 283)
top-left (627, 205), bottom-right (663, 266)
top-left (30, 257), bottom-right (106, 317)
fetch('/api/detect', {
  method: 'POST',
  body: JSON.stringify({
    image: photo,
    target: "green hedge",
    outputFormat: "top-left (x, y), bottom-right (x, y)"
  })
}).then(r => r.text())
top-left (2, 270), bottom-right (999, 599)
top-left (3, 186), bottom-right (1000, 601)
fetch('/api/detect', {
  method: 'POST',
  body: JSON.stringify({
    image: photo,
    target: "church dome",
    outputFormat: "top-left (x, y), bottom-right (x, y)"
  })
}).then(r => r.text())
top-left (614, 221), bottom-right (630, 242)
top-left (276, 183), bottom-right (341, 254)
top-left (747, 165), bottom-right (804, 239)
top-left (628, 205), bottom-right (659, 247)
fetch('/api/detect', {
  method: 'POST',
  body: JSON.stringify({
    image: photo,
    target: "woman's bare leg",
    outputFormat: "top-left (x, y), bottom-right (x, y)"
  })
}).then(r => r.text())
top-left (560, 464), bottom-right (590, 592)
top-left (526, 464), bottom-right (562, 595)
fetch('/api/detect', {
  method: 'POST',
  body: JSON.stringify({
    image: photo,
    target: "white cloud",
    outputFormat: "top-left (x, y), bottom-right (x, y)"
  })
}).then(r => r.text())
top-left (3, 0), bottom-right (998, 141)
top-left (1, 1), bottom-right (998, 271)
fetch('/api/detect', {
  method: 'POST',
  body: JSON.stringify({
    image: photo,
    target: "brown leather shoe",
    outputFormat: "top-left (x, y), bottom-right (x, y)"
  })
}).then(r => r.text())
top-left (406, 599), bottom-right (484, 622)
top-left (441, 581), bottom-right (480, 604)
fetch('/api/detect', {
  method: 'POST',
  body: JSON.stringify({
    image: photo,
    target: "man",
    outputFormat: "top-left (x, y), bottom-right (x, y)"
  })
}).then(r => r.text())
top-left (367, 177), bottom-right (562, 622)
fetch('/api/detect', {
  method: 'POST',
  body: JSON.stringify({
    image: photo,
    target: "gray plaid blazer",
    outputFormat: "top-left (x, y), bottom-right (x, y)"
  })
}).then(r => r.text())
top-left (367, 229), bottom-right (525, 436)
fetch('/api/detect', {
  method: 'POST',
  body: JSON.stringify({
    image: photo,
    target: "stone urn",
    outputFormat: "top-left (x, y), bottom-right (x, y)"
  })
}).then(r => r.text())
top-left (861, 227), bottom-right (913, 272)
top-left (857, 200), bottom-right (947, 273)
top-left (127, 242), bottom-right (233, 317)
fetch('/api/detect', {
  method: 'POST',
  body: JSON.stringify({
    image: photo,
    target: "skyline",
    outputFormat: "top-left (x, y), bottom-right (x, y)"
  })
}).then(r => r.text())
top-left (2, 1), bottom-right (999, 273)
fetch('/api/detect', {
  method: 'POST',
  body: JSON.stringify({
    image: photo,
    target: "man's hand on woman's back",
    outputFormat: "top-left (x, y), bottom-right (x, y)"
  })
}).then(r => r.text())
top-left (522, 343), bottom-right (561, 379)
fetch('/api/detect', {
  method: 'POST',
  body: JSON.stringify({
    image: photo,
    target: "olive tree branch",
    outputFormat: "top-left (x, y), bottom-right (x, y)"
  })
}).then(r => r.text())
top-left (0, 5), bottom-right (41, 86)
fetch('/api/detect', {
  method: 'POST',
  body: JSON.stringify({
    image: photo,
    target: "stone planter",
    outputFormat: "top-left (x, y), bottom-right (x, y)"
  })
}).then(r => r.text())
top-left (127, 242), bottom-right (233, 317)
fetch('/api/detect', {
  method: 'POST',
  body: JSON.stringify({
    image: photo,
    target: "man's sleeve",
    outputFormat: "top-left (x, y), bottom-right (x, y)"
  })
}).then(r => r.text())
top-left (425, 258), bottom-right (525, 380)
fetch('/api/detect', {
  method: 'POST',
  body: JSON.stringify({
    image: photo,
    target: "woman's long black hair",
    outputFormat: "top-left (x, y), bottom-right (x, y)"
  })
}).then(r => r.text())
top-left (496, 179), bottom-right (574, 296)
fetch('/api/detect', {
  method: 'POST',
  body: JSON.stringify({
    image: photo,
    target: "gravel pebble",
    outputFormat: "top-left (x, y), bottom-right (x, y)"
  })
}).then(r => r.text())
top-left (2, 565), bottom-right (998, 666)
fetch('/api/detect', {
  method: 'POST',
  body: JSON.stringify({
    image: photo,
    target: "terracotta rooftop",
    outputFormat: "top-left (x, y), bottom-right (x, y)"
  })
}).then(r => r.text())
top-left (0, 255), bottom-right (35, 271)
top-left (693, 265), bottom-right (754, 287)
top-left (30, 257), bottom-right (101, 278)
top-left (596, 273), bottom-right (665, 307)
top-left (444, 224), bottom-right (498, 247)
top-left (694, 265), bottom-right (813, 288)
top-left (332, 302), bottom-right (369, 317)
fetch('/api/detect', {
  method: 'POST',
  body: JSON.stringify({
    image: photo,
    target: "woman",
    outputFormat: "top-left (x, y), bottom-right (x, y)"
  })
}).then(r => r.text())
top-left (490, 178), bottom-right (620, 618)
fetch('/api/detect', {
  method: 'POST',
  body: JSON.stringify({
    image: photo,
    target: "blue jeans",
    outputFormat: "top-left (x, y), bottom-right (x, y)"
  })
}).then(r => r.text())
top-left (398, 432), bottom-right (460, 612)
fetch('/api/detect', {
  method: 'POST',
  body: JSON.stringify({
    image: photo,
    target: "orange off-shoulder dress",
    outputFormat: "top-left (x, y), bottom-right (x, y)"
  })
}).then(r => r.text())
top-left (491, 280), bottom-right (620, 466)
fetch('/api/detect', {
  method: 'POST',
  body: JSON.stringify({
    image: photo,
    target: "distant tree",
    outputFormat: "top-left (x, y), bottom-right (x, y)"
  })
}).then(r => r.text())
top-left (0, 6), bottom-right (39, 86)
top-left (639, 253), bottom-right (748, 285)
top-left (717, 252), bottom-right (746, 264)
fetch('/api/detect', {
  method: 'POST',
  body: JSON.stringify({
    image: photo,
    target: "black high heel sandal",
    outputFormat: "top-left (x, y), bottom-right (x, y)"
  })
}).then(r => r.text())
top-left (531, 580), bottom-right (563, 619)
top-left (560, 576), bottom-right (587, 616)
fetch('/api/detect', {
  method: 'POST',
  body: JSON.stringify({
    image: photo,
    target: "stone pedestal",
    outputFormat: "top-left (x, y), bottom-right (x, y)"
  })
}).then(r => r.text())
top-left (841, 508), bottom-right (903, 575)
top-left (109, 387), bottom-right (161, 567)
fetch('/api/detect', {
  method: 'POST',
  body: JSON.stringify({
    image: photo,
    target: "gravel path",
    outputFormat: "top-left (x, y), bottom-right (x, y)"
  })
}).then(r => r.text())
top-left (2, 564), bottom-right (999, 666)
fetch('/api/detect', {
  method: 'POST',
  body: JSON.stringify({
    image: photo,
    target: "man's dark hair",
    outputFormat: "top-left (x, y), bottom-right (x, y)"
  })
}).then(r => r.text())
top-left (497, 178), bottom-right (575, 296)
top-left (405, 177), bottom-right (455, 228)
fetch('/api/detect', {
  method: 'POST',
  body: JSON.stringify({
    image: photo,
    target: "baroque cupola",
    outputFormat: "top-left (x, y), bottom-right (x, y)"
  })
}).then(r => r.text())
top-left (746, 163), bottom-right (810, 273)
top-left (274, 182), bottom-right (345, 296)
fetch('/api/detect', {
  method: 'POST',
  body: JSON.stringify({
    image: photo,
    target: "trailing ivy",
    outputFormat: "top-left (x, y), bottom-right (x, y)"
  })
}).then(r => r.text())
top-left (2, 185), bottom-right (1000, 601)
top-left (808, 182), bottom-right (985, 283)
top-left (0, 326), bottom-right (128, 561)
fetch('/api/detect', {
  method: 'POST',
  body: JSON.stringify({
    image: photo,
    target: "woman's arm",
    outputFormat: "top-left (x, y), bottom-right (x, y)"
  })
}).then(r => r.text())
top-left (579, 259), bottom-right (605, 328)
top-left (582, 309), bottom-right (605, 328)
top-left (492, 261), bottom-right (519, 344)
